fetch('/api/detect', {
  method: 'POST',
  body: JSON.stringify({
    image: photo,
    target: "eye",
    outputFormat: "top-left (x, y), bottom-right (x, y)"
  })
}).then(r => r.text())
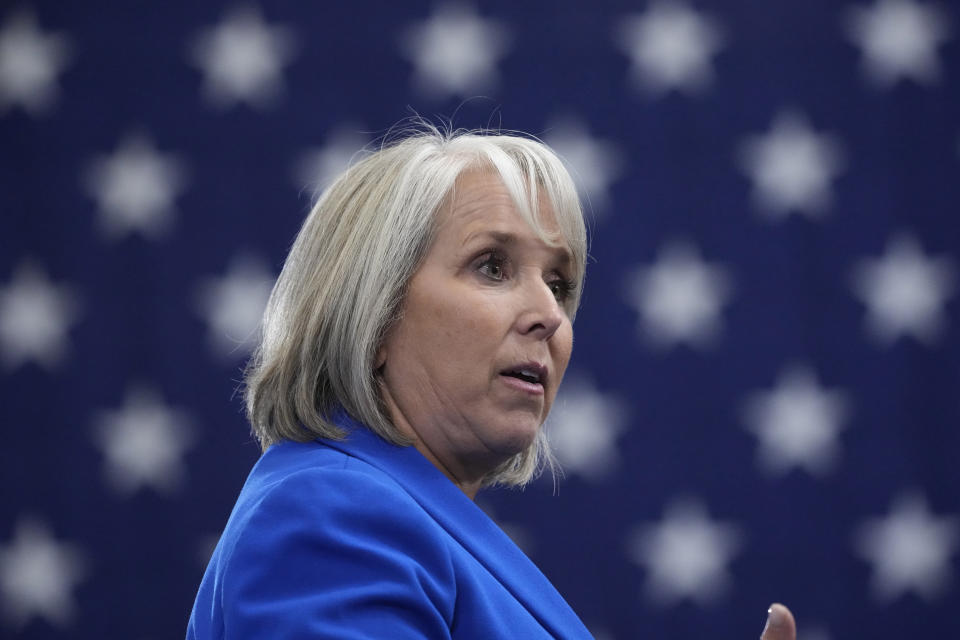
top-left (548, 277), bottom-right (576, 303)
top-left (477, 253), bottom-right (507, 281)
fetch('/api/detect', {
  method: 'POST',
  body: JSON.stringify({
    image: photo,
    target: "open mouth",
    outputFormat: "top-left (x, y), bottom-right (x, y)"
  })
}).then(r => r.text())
top-left (504, 370), bottom-right (540, 383)
top-left (500, 365), bottom-right (545, 385)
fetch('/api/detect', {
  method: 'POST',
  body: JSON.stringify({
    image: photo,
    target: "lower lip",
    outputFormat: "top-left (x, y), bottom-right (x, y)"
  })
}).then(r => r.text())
top-left (499, 375), bottom-right (545, 395)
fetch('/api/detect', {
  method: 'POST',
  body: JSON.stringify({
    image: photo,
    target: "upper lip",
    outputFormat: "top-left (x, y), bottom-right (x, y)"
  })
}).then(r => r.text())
top-left (500, 361), bottom-right (548, 385)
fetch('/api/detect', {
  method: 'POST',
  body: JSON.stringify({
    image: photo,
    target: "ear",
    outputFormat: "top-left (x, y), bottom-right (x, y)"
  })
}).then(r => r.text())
top-left (374, 345), bottom-right (387, 372)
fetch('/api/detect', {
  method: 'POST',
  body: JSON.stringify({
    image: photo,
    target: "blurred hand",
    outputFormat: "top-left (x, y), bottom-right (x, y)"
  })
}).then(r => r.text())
top-left (760, 603), bottom-right (795, 640)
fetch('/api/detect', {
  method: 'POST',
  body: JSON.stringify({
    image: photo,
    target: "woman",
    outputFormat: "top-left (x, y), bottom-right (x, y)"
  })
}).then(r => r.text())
top-left (187, 127), bottom-right (796, 639)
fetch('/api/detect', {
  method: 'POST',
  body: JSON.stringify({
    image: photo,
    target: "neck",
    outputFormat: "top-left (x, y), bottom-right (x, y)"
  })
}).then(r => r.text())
top-left (378, 387), bottom-right (487, 500)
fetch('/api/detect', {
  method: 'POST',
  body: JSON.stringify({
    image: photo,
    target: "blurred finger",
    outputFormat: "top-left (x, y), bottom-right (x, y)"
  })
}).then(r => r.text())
top-left (760, 603), bottom-right (796, 640)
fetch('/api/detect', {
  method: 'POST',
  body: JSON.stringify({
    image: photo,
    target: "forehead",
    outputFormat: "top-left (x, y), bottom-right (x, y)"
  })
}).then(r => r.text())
top-left (439, 170), bottom-right (567, 246)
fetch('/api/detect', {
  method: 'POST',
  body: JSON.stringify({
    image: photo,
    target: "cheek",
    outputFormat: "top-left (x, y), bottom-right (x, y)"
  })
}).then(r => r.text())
top-left (554, 325), bottom-right (574, 372)
top-left (409, 292), bottom-right (490, 371)
top-left (441, 294), bottom-right (500, 344)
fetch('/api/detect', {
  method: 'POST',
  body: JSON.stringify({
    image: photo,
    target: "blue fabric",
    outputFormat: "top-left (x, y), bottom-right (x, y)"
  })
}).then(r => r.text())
top-left (187, 416), bottom-right (592, 639)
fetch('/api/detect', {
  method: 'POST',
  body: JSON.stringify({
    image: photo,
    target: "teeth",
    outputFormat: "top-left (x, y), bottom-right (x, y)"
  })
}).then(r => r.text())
top-left (503, 367), bottom-right (542, 383)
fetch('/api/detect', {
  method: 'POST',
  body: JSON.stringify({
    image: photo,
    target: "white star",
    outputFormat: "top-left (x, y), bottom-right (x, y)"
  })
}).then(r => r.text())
top-left (0, 10), bottom-right (71, 115)
top-left (546, 375), bottom-right (628, 481)
top-left (628, 498), bottom-right (743, 605)
top-left (614, 1), bottom-right (724, 95)
top-left (799, 628), bottom-right (832, 640)
top-left (190, 4), bottom-right (296, 109)
top-left (846, 0), bottom-right (951, 87)
top-left (738, 111), bottom-right (845, 218)
top-left (0, 518), bottom-right (86, 629)
top-left (851, 234), bottom-right (955, 345)
top-left (399, 3), bottom-right (511, 98)
top-left (195, 255), bottom-right (275, 359)
top-left (854, 492), bottom-right (959, 601)
top-left (83, 133), bottom-right (188, 240)
top-left (0, 262), bottom-right (80, 371)
top-left (92, 386), bottom-right (195, 495)
top-left (742, 364), bottom-right (851, 477)
top-left (624, 241), bottom-right (732, 349)
top-left (292, 125), bottom-right (371, 198)
top-left (544, 118), bottom-right (624, 216)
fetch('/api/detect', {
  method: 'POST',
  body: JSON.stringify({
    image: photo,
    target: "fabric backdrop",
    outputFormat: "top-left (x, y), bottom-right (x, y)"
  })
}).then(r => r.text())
top-left (1, 1), bottom-right (958, 638)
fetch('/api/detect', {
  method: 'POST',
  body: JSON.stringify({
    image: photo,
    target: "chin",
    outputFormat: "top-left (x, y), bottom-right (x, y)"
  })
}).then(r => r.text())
top-left (487, 416), bottom-right (542, 456)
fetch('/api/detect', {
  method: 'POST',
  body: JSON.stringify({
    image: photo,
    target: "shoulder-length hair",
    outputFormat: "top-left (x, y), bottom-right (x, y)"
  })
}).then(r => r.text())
top-left (244, 125), bottom-right (588, 487)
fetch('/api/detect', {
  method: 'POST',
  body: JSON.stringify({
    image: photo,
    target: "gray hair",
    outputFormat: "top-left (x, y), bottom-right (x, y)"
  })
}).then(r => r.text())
top-left (244, 124), bottom-right (588, 487)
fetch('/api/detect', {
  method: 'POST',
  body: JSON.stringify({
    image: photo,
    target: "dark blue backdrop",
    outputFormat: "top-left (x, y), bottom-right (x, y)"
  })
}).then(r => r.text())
top-left (1, 1), bottom-right (958, 638)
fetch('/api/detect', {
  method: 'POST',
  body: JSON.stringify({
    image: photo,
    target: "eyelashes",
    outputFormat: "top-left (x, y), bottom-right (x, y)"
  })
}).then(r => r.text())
top-left (475, 251), bottom-right (576, 304)
top-left (477, 252), bottom-right (507, 281)
top-left (548, 278), bottom-right (577, 303)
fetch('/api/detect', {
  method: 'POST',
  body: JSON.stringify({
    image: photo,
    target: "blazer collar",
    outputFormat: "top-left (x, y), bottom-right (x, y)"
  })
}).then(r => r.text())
top-left (320, 413), bottom-right (589, 639)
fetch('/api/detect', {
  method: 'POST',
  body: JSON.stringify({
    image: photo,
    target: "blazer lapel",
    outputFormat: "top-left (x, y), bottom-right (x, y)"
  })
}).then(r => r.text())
top-left (321, 416), bottom-right (590, 639)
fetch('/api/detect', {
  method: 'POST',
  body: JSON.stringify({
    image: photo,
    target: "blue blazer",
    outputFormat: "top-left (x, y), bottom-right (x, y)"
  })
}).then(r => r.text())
top-left (187, 416), bottom-right (592, 639)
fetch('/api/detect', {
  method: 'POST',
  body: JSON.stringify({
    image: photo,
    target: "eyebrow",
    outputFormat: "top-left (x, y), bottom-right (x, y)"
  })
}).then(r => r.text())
top-left (464, 230), bottom-right (572, 266)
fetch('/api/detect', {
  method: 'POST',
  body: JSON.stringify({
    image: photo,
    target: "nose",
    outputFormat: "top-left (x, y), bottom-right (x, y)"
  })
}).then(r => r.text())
top-left (517, 278), bottom-right (565, 340)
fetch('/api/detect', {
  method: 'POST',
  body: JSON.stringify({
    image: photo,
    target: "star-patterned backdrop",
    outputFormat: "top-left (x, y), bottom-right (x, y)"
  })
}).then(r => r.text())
top-left (1, 1), bottom-right (959, 638)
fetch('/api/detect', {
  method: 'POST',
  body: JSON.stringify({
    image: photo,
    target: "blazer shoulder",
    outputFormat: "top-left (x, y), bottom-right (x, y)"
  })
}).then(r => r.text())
top-left (235, 440), bottom-right (440, 537)
top-left (213, 441), bottom-right (458, 637)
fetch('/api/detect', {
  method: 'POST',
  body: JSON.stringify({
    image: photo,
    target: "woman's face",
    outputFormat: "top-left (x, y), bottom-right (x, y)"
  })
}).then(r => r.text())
top-left (377, 170), bottom-right (575, 496)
